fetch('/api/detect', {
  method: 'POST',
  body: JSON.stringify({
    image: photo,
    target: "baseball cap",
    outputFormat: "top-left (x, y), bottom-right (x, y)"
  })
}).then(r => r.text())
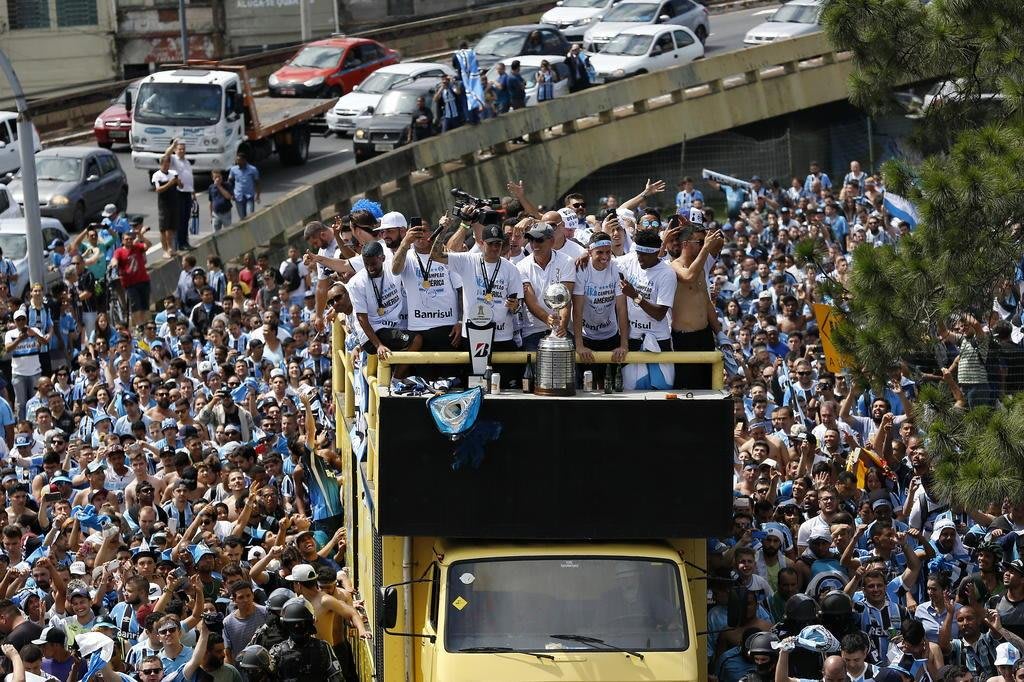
top-left (49, 239), bottom-right (64, 249)
top-left (525, 223), bottom-right (553, 240)
top-left (285, 564), bottom-right (318, 583)
top-left (102, 203), bottom-right (117, 217)
top-left (758, 290), bottom-right (772, 299)
top-left (809, 528), bottom-right (832, 544)
top-left (68, 586), bottom-right (91, 600)
top-left (481, 224), bottom-right (504, 243)
top-left (377, 211), bottom-right (407, 231)
top-left (161, 418), bottom-right (177, 430)
top-left (86, 460), bottom-right (106, 474)
top-left (13, 309), bottom-right (26, 320)
top-left (872, 498), bottom-right (893, 510)
top-left (1005, 559), bottom-right (1024, 576)
top-left (14, 434), bottom-right (31, 448)
top-left (995, 643), bottom-right (1020, 667)
top-left (69, 561), bottom-right (87, 576)
top-left (32, 626), bottom-right (66, 646)
top-left (789, 424), bottom-right (808, 441)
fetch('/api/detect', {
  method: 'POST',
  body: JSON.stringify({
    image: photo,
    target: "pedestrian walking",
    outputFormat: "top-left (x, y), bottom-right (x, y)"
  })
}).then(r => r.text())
top-left (228, 152), bottom-right (261, 219)
top-left (209, 169), bottom-right (234, 231)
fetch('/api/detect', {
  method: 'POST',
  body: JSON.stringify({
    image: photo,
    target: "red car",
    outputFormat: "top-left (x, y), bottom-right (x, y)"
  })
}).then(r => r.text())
top-left (268, 37), bottom-right (400, 99)
top-left (93, 80), bottom-right (139, 149)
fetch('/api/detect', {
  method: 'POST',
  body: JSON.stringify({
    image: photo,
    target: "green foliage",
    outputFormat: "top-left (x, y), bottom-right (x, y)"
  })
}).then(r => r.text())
top-left (819, 0), bottom-right (1024, 508)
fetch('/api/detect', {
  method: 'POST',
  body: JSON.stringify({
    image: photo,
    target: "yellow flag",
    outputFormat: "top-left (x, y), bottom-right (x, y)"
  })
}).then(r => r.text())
top-left (813, 303), bottom-right (853, 374)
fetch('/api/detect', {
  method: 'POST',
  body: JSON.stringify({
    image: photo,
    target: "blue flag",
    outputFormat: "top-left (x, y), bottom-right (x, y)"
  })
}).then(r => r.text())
top-left (455, 49), bottom-right (485, 112)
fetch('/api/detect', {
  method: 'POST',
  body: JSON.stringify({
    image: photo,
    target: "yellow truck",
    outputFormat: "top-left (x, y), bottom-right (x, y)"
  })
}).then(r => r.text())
top-left (331, 321), bottom-right (733, 682)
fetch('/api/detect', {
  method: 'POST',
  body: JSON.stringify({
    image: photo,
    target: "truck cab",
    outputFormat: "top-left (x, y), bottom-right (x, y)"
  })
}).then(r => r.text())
top-left (383, 540), bottom-right (701, 682)
top-left (130, 68), bottom-right (244, 172)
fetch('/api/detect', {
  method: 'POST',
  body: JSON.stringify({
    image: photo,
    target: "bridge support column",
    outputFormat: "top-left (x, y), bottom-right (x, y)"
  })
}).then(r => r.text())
top-left (428, 164), bottom-right (444, 178)
top-left (745, 69), bottom-right (761, 84)
top-left (561, 119), bottom-right (578, 134)
top-left (493, 141), bottom-right (513, 155)
top-left (527, 130), bottom-right (544, 144)
top-left (633, 99), bottom-right (648, 113)
top-left (670, 89), bottom-right (686, 104)
top-left (782, 60), bottom-right (799, 74)
top-left (365, 187), bottom-right (382, 203)
top-left (598, 109), bottom-right (614, 124)
top-left (396, 174), bottom-right (412, 192)
top-left (460, 152), bottom-right (476, 166)
top-left (708, 79), bottom-right (723, 93)
top-left (332, 198), bottom-right (351, 218)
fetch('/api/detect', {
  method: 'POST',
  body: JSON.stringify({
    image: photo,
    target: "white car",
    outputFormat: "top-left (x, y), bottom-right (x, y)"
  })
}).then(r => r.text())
top-left (485, 55), bottom-right (571, 106)
top-left (325, 62), bottom-right (455, 136)
top-left (540, 0), bottom-right (624, 43)
top-left (0, 112), bottom-right (41, 177)
top-left (583, 0), bottom-right (710, 52)
top-left (0, 217), bottom-right (67, 300)
top-left (589, 25), bottom-right (703, 83)
top-left (743, 0), bottom-right (823, 45)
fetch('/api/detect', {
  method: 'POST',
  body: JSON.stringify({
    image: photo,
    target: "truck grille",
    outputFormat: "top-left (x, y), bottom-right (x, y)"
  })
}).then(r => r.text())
top-left (370, 131), bottom-right (402, 143)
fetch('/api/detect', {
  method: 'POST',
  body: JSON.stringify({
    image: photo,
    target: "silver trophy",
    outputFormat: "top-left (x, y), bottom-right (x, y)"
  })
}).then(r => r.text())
top-left (535, 283), bottom-right (576, 397)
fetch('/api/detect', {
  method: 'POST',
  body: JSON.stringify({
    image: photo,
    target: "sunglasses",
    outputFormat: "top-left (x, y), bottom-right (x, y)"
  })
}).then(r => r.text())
top-left (158, 627), bottom-right (177, 635)
top-left (571, 202), bottom-right (585, 209)
top-left (140, 670), bottom-right (163, 675)
top-left (641, 219), bottom-right (661, 229)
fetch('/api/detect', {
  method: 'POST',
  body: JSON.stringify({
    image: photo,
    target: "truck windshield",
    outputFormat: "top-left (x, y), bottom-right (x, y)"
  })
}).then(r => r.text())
top-left (445, 557), bottom-right (687, 652)
top-left (135, 83), bottom-right (222, 126)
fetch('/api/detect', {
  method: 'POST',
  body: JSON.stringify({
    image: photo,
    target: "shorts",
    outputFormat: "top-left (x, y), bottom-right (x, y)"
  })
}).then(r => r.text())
top-left (212, 211), bottom-right (232, 231)
top-left (417, 325), bottom-right (458, 352)
top-left (126, 281), bottom-right (151, 313)
top-left (671, 326), bottom-right (716, 390)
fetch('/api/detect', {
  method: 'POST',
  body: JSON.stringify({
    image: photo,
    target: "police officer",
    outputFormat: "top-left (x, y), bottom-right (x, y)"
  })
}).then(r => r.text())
top-left (237, 645), bottom-right (278, 682)
top-left (740, 631), bottom-right (780, 682)
top-left (268, 597), bottom-right (343, 682)
top-left (248, 588), bottom-right (294, 650)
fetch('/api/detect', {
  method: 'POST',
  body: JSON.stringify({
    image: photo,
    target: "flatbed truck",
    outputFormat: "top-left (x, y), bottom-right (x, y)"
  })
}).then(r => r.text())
top-left (331, 318), bottom-right (734, 682)
top-left (129, 61), bottom-right (335, 172)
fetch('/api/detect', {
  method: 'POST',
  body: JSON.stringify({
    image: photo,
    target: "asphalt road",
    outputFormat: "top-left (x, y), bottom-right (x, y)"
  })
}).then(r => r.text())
top-left (103, 5), bottom-right (776, 252)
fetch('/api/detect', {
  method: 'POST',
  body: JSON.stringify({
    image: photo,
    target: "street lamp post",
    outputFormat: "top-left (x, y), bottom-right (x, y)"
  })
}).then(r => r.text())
top-left (179, 0), bottom-right (189, 62)
top-left (0, 50), bottom-right (44, 287)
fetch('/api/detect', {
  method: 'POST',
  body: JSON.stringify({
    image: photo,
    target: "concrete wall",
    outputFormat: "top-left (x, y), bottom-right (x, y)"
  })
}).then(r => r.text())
top-left (145, 33), bottom-right (857, 298)
top-left (0, 0), bottom-right (117, 100)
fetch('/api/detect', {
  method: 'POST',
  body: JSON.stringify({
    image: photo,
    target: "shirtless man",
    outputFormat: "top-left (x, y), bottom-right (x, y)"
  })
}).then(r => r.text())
top-left (667, 222), bottom-right (724, 389)
top-left (288, 564), bottom-right (370, 645)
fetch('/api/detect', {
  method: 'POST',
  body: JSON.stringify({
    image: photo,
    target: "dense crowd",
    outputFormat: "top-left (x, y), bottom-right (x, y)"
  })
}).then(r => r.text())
top-left (0, 152), bottom-right (1017, 682)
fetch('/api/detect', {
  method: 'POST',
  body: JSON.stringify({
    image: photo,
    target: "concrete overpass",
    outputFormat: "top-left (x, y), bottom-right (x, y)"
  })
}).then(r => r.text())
top-left (148, 32), bottom-right (855, 295)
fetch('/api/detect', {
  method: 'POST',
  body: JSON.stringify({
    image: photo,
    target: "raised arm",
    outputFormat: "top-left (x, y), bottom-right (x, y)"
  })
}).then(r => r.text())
top-left (620, 178), bottom-right (666, 212)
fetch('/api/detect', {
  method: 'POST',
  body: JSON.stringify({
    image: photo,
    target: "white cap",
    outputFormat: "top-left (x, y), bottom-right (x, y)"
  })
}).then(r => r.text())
top-left (102, 203), bottom-right (117, 217)
top-left (69, 561), bottom-right (87, 576)
top-left (377, 211), bottom-right (407, 231)
top-left (13, 309), bottom-right (26, 320)
top-left (995, 643), bottom-right (1020, 667)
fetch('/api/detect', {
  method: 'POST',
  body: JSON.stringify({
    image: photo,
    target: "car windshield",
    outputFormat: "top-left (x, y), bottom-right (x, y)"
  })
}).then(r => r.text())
top-left (358, 71), bottom-right (414, 95)
top-left (0, 235), bottom-right (26, 261)
top-left (602, 34), bottom-right (653, 56)
top-left (475, 32), bottom-right (525, 57)
top-left (771, 3), bottom-right (820, 23)
top-left (33, 158), bottom-right (81, 182)
top-left (602, 3), bottom-right (659, 22)
top-left (134, 83), bottom-right (222, 126)
top-left (291, 46), bottom-right (343, 68)
top-left (486, 64), bottom-right (540, 86)
top-left (375, 91), bottom-right (422, 116)
top-left (445, 557), bottom-right (687, 652)
top-left (562, 0), bottom-right (607, 6)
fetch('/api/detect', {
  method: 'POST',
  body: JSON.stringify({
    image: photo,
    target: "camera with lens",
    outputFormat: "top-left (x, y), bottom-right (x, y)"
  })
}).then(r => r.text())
top-left (203, 611), bottom-right (224, 633)
top-left (449, 187), bottom-right (501, 223)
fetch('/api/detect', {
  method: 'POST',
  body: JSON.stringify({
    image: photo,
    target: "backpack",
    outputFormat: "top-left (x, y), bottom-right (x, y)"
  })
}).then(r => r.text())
top-left (282, 259), bottom-right (301, 292)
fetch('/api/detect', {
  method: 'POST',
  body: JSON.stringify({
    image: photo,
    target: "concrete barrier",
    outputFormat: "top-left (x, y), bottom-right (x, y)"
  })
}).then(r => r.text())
top-left (146, 33), bottom-right (854, 297)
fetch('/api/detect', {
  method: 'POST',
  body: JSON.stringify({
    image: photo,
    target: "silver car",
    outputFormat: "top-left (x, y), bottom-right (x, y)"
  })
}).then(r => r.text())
top-left (743, 0), bottom-right (823, 45)
top-left (583, 0), bottom-right (710, 52)
top-left (9, 146), bottom-right (128, 232)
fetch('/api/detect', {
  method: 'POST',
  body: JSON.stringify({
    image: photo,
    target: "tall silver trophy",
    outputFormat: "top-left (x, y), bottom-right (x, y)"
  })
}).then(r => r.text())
top-left (535, 283), bottom-right (576, 397)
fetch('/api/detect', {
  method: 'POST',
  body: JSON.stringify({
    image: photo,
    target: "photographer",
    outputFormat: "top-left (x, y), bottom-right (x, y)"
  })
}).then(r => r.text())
top-left (391, 218), bottom-right (462, 354)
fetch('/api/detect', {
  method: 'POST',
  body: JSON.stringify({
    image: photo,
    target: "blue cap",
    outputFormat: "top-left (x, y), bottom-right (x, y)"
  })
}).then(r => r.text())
top-left (92, 409), bottom-right (112, 424)
top-left (122, 392), bottom-right (138, 404)
top-left (51, 475), bottom-right (72, 485)
top-left (161, 418), bottom-right (177, 430)
top-left (158, 549), bottom-right (177, 566)
top-left (191, 543), bottom-right (215, 564)
top-left (14, 434), bottom-right (31, 448)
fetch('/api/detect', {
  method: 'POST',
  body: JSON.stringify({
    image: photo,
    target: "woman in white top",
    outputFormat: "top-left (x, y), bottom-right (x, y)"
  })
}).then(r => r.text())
top-left (573, 231), bottom-right (629, 389)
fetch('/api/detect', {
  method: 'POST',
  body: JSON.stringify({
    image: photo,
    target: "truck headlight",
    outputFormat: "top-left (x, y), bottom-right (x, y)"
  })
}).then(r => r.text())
top-left (354, 130), bottom-right (366, 140)
top-left (50, 195), bottom-right (70, 206)
top-left (269, 74), bottom-right (280, 86)
top-left (304, 76), bottom-right (324, 88)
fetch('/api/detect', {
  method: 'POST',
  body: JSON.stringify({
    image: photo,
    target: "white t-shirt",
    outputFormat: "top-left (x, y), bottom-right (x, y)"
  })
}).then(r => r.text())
top-left (169, 155), bottom-right (194, 193)
top-left (5, 327), bottom-right (42, 376)
top-left (446, 252), bottom-right (523, 342)
top-left (151, 168), bottom-right (178, 190)
top-left (575, 260), bottom-right (622, 341)
top-left (279, 259), bottom-right (311, 302)
top-left (396, 251), bottom-right (462, 332)
top-left (616, 253), bottom-right (677, 341)
top-left (516, 251), bottom-right (576, 337)
top-left (347, 268), bottom-right (406, 332)
top-left (316, 237), bottom-right (340, 281)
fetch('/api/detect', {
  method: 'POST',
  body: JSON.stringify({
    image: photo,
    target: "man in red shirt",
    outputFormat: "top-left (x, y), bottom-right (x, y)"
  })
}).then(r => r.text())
top-left (109, 228), bottom-right (153, 328)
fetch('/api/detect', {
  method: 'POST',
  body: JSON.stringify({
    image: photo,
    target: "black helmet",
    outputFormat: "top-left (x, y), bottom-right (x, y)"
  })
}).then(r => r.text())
top-left (819, 590), bottom-right (853, 618)
top-left (267, 588), bottom-right (296, 615)
top-left (783, 593), bottom-right (818, 625)
top-left (279, 597), bottom-right (315, 624)
top-left (237, 645), bottom-right (271, 671)
top-left (745, 631), bottom-right (780, 656)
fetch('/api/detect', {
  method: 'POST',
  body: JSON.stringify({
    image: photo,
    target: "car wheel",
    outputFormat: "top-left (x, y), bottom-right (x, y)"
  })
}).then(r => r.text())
top-left (116, 187), bottom-right (128, 213)
top-left (71, 202), bottom-right (86, 232)
top-left (695, 25), bottom-right (708, 44)
top-left (279, 125), bottom-right (310, 166)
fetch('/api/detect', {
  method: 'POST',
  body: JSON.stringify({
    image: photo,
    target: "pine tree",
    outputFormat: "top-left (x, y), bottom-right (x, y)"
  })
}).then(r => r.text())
top-left (815, 0), bottom-right (1024, 509)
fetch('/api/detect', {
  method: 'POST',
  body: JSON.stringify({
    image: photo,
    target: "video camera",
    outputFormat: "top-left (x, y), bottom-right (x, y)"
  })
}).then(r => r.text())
top-left (449, 187), bottom-right (502, 225)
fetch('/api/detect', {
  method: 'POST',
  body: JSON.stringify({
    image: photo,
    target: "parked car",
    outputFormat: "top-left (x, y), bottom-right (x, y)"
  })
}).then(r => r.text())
top-left (93, 81), bottom-right (140, 149)
top-left (352, 78), bottom-right (441, 163)
top-left (268, 36), bottom-right (400, 98)
top-left (589, 25), bottom-right (703, 82)
top-left (0, 111), bottom-right (41, 177)
top-left (484, 56), bottom-right (571, 106)
top-left (8, 147), bottom-right (128, 232)
top-left (473, 25), bottom-right (572, 70)
top-left (0, 217), bottom-right (68, 300)
top-left (743, 0), bottom-right (822, 44)
top-left (583, 0), bottom-right (709, 52)
top-left (325, 62), bottom-right (455, 137)
top-left (920, 78), bottom-right (1004, 112)
top-left (540, 0), bottom-right (625, 43)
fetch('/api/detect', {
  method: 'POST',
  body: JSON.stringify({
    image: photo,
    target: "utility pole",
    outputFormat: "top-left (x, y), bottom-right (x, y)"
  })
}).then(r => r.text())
top-left (179, 0), bottom-right (189, 62)
top-left (0, 51), bottom-right (43, 287)
top-left (300, 0), bottom-right (311, 41)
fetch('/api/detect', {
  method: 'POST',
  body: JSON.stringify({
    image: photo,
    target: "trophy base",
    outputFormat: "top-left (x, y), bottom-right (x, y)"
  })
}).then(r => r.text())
top-left (534, 386), bottom-right (576, 397)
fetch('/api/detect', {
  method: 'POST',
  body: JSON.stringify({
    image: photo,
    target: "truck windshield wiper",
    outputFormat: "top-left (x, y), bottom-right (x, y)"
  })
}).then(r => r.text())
top-left (458, 646), bottom-right (554, 660)
top-left (549, 634), bottom-right (645, 660)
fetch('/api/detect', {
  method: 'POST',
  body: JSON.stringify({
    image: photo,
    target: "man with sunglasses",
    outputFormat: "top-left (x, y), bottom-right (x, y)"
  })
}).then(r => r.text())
top-left (517, 222), bottom-right (576, 351)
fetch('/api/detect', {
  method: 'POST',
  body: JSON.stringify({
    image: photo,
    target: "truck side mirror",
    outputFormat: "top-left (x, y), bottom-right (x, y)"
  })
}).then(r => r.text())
top-left (125, 91), bottom-right (133, 113)
top-left (380, 586), bottom-right (398, 630)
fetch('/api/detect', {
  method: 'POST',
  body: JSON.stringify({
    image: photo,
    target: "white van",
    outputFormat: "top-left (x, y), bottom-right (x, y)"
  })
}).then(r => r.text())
top-left (0, 111), bottom-right (41, 176)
